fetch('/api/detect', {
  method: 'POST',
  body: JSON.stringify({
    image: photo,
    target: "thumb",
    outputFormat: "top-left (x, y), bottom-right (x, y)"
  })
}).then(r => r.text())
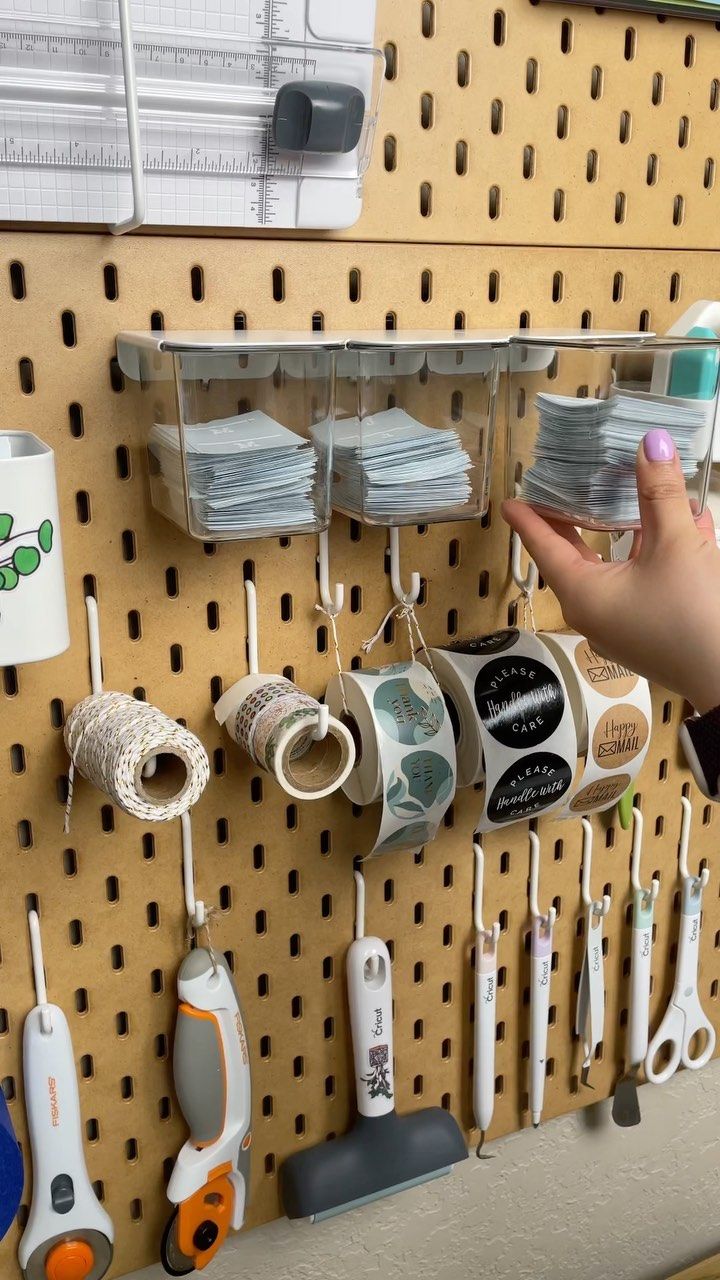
top-left (635, 428), bottom-right (696, 550)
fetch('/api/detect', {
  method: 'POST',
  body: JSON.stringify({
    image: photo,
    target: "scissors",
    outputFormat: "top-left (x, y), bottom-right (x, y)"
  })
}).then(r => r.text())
top-left (645, 800), bottom-right (715, 1085)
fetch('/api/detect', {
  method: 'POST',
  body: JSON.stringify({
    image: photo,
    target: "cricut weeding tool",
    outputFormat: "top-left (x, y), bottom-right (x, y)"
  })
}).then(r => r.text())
top-left (161, 814), bottom-right (252, 1276)
top-left (19, 911), bottom-right (113, 1280)
top-left (473, 842), bottom-right (500, 1157)
top-left (528, 831), bottom-right (555, 1129)
top-left (612, 808), bottom-right (658, 1127)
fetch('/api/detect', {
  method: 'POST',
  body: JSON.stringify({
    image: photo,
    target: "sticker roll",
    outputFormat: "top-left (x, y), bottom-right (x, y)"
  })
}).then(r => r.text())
top-left (428, 629), bottom-right (578, 832)
top-left (325, 660), bottom-right (457, 858)
top-left (540, 633), bottom-right (651, 817)
top-left (215, 674), bottom-right (355, 801)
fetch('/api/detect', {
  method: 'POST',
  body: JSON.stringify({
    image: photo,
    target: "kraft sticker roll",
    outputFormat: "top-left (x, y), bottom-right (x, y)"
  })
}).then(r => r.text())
top-left (325, 661), bottom-right (456, 857)
top-left (214, 673), bottom-right (355, 801)
top-left (540, 634), bottom-right (651, 818)
top-left (428, 629), bottom-right (577, 832)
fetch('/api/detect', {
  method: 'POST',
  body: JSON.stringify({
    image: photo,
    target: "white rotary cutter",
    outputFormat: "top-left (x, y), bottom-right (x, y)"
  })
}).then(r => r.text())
top-left (19, 911), bottom-right (113, 1280)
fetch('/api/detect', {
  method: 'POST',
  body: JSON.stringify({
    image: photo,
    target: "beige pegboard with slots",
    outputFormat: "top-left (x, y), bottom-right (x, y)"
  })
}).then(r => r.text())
top-left (356, 0), bottom-right (720, 248)
top-left (1, 235), bottom-right (720, 1280)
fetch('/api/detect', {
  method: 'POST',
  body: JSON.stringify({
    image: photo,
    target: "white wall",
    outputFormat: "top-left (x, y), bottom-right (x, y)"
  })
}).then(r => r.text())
top-left (131, 1063), bottom-right (720, 1280)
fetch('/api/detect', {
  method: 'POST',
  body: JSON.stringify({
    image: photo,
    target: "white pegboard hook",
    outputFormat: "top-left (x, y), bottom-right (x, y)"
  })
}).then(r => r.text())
top-left (318, 529), bottom-right (344, 618)
top-left (110, 0), bottom-right (146, 234)
top-left (630, 806), bottom-right (660, 905)
top-left (245, 578), bottom-right (259, 676)
top-left (388, 526), bottom-right (421, 607)
top-left (529, 830), bottom-right (556, 927)
top-left (181, 811), bottom-right (206, 930)
top-left (28, 909), bottom-right (52, 1035)
top-left (581, 818), bottom-right (611, 917)
top-left (354, 866), bottom-right (380, 977)
top-left (85, 593), bottom-right (104, 695)
top-left (511, 529), bottom-right (539, 597)
top-left (474, 841), bottom-right (500, 946)
top-left (679, 795), bottom-right (710, 889)
top-left (354, 867), bottom-right (366, 940)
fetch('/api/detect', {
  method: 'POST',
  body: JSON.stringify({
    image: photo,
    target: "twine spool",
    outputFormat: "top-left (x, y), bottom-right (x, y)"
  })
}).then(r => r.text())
top-left (64, 691), bottom-right (210, 826)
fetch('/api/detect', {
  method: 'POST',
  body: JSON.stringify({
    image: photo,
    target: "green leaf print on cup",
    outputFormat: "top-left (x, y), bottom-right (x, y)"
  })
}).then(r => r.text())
top-left (0, 515), bottom-right (54, 592)
top-left (373, 669), bottom-right (445, 746)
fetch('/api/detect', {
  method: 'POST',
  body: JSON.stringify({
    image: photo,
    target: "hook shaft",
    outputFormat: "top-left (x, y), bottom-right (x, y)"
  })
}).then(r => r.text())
top-left (529, 831), bottom-right (556, 926)
top-left (85, 594), bottom-right (103, 695)
top-left (245, 578), bottom-right (259, 676)
top-left (581, 818), bottom-right (611, 916)
top-left (354, 868), bottom-right (366, 941)
top-left (181, 811), bottom-right (205, 929)
top-left (318, 529), bottom-right (344, 617)
top-left (511, 529), bottom-right (538, 596)
top-left (388, 527), bottom-right (421, 607)
top-left (630, 805), bottom-right (659, 903)
top-left (28, 910), bottom-right (52, 1034)
top-left (474, 841), bottom-right (500, 944)
top-left (679, 795), bottom-right (710, 888)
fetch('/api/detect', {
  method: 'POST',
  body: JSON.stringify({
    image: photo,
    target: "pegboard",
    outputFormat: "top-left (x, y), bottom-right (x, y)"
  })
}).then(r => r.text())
top-left (351, 0), bottom-right (720, 248)
top-left (3, 0), bottom-right (720, 248)
top-left (1, 235), bottom-right (720, 1280)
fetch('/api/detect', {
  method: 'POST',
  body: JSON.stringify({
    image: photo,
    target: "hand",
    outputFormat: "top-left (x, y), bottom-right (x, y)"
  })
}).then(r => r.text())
top-left (502, 428), bottom-right (720, 713)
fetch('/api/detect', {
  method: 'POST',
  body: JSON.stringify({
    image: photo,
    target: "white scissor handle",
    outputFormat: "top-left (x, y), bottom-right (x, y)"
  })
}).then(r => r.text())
top-left (645, 1006), bottom-right (685, 1085)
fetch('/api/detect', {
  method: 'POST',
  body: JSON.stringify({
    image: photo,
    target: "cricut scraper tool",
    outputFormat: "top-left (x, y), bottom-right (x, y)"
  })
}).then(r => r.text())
top-left (280, 867), bottom-right (467, 1222)
top-left (161, 812), bottom-right (252, 1276)
top-left (612, 808), bottom-right (658, 1127)
top-left (473, 842), bottom-right (500, 1157)
top-left (19, 910), bottom-right (113, 1280)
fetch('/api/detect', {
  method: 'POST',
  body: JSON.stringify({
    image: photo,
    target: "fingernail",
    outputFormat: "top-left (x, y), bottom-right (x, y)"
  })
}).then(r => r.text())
top-left (643, 428), bottom-right (676, 463)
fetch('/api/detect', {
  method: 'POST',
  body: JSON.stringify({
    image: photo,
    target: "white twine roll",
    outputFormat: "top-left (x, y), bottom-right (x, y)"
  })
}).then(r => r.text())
top-left (64, 691), bottom-right (210, 829)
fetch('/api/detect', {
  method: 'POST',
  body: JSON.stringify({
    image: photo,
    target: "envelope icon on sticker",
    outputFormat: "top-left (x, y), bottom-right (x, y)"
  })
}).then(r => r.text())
top-left (588, 666), bottom-right (608, 683)
top-left (597, 741), bottom-right (617, 758)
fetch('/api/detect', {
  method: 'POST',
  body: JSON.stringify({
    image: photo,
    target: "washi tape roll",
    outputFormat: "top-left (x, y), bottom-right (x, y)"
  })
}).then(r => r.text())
top-left (540, 634), bottom-right (651, 817)
top-left (426, 629), bottom-right (578, 832)
top-left (215, 674), bottom-right (355, 801)
top-left (325, 660), bottom-right (456, 857)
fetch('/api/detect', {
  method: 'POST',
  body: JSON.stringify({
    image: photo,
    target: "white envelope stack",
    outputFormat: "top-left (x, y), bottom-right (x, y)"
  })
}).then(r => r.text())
top-left (332, 407), bottom-right (473, 520)
top-left (149, 412), bottom-right (318, 536)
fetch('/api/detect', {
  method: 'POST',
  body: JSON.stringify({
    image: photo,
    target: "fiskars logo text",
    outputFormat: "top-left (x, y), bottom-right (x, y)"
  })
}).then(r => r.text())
top-left (48, 1076), bottom-right (60, 1127)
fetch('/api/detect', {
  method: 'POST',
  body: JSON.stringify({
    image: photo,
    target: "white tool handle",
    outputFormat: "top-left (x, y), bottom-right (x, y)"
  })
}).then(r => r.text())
top-left (19, 1005), bottom-right (113, 1267)
top-left (347, 936), bottom-right (395, 1120)
top-left (530, 918), bottom-right (552, 1126)
top-left (474, 946), bottom-right (497, 1135)
top-left (628, 898), bottom-right (653, 1068)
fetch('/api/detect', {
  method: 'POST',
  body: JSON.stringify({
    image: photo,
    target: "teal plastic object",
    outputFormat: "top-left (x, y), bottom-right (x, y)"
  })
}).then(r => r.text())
top-left (668, 325), bottom-right (720, 399)
top-left (0, 1090), bottom-right (23, 1240)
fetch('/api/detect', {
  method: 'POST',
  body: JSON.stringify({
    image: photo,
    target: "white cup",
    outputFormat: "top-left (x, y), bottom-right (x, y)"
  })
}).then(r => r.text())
top-left (0, 432), bottom-right (70, 665)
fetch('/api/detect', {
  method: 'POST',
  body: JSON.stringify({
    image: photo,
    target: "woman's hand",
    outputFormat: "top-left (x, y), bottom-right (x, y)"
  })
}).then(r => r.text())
top-left (502, 428), bottom-right (720, 713)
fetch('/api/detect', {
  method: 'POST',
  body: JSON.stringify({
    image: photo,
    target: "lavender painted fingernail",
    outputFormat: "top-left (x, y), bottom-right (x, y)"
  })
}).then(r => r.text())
top-left (643, 428), bottom-right (676, 462)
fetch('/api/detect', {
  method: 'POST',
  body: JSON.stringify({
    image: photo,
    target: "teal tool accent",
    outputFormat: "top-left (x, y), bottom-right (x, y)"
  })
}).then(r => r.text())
top-left (668, 325), bottom-right (720, 399)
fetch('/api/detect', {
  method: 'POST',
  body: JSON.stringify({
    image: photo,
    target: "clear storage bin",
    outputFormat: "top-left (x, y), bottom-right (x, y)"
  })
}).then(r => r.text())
top-left (508, 333), bottom-right (720, 531)
top-left (333, 332), bottom-right (504, 526)
top-left (117, 332), bottom-right (340, 541)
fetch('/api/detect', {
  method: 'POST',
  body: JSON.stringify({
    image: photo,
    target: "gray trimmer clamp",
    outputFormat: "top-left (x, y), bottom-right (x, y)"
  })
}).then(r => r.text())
top-left (272, 81), bottom-right (366, 153)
